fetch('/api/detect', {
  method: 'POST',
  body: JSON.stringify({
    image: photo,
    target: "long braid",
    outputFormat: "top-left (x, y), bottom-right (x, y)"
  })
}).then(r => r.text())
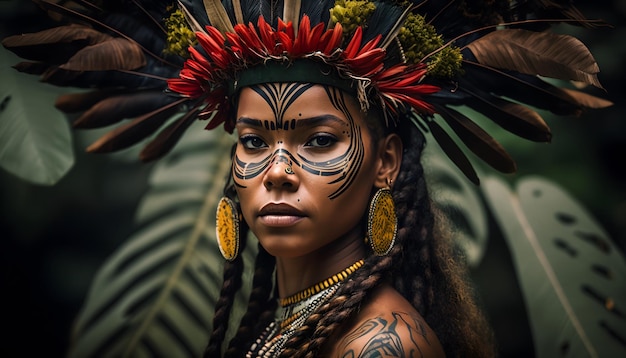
top-left (204, 225), bottom-right (248, 357)
top-left (224, 244), bottom-right (277, 357)
top-left (204, 156), bottom-right (249, 357)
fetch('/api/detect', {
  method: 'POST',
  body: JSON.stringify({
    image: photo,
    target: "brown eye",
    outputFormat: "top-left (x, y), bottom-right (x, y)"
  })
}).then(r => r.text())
top-left (240, 135), bottom-right (267, 149)
top-left (305, 134), bottom-right (336, 148)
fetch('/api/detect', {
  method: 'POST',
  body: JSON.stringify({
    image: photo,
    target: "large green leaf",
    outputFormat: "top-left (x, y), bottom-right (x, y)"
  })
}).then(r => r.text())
top-left (0, 46), bottom-right (74, 185)
top-left (68, 120), bottom-right (253, 357)
top-left (483, 176), bottom-right (626, 358)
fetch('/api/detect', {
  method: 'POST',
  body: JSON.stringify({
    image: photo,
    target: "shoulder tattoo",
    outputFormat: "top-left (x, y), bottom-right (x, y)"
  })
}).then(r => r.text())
top-left (338, 311), bottom-right (434, 358)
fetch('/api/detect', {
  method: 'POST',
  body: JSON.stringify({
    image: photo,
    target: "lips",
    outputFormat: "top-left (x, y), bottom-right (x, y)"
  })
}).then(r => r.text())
top-left (258, 203), bottom-right (306, 227)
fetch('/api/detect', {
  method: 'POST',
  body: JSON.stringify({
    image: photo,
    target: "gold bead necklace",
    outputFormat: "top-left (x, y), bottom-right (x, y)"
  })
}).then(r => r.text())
top-left (279, 259), bottom-right (364, 307)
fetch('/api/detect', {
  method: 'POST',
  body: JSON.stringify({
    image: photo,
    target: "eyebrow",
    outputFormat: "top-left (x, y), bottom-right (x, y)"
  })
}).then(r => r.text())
top-left (236, 117), bottom-right (263, 127)
top-left (236, 114), bottom-right (345, 129)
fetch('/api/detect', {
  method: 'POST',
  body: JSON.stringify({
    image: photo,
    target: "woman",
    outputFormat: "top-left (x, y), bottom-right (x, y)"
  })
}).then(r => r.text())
top-left (2, 0), bottom-right (609, 357)
top-left (205, 81), bottom-right (496, 357)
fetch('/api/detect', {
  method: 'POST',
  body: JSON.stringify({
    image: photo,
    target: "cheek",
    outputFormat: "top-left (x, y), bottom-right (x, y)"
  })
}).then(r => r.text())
top-left (234, 186), bottom-right (256, 225)
top-left (232, 150), bottom-right (273, 184)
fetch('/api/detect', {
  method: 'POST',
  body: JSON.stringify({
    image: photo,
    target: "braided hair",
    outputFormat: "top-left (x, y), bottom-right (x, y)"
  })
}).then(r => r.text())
top-left (205, 146), bottom-right (279, 358)
top-left (203, 162), bottom-right (247, 357)
top-left (207, 118), bottom-right (495, 357)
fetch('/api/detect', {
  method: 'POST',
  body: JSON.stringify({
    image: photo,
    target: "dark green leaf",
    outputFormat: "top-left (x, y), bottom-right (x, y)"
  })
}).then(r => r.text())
top-left (0, 46), bottom-right (74, 185)
top-left (483, 176), bottom-right (626, 358)
top-left (68, 122), bottom-right (250, 357)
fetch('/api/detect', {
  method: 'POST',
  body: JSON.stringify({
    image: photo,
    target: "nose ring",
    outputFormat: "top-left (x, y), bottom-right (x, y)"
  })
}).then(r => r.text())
top-left (285, 166), bottom-right (294, 175)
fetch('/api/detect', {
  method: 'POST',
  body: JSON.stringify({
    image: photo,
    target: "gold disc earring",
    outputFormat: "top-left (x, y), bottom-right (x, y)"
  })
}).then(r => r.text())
top-left (367, 187), bottom-right (397, 256)
top-left (216, 197), bottom-right (240, 261)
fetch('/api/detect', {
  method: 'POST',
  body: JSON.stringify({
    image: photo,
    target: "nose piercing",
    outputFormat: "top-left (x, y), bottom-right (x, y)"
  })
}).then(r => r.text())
top-left (285, 166), bottom-right (294, 175)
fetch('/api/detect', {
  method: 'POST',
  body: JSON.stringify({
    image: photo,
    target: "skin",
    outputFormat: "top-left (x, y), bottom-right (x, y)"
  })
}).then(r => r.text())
top-left (234, 83), bottom-right (444, 357)
top-left (326, 284), bottom-right (445, 357)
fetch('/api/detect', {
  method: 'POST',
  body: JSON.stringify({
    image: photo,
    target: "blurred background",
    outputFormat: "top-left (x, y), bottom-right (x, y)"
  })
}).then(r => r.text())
top-left (1, 0), bottom-right (624, 357)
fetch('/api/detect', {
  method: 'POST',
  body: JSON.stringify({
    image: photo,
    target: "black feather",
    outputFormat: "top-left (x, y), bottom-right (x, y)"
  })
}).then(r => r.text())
top-left (462, 61), bottom-right (586, 116)
top-left (12, 61), bottom-right (53, 75)
top-left (239, 0), bottom-right (262, 24)
top-left (427, 118), bottom-right (480, 185)
top-left (300, 0), bottom-right (334, 25)
top-left (73, 91), bottom-right (179, 128)
top-left (435, 104), bottom-right (516, 173)
top-left (86, 98), bottom-right (187, 153)
top-left (55, 89), bottom-right (130, 113)
top-left (140, 105), bottom-right (202, 161)
top-left (460, 82), bottom-right (552, 142)
top-left (38, 56), bottom-right (176, 89)
top-left (364, 1), bottom-right (405, 43)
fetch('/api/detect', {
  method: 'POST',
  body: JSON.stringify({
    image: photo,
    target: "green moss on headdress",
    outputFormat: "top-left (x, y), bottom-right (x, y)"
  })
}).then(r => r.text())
top-left (164, 8), bottom-right (197, 57)
top-left (399, 13), bottom-right (462, 78)
top-left (330, 0), bottom-right (377, 34)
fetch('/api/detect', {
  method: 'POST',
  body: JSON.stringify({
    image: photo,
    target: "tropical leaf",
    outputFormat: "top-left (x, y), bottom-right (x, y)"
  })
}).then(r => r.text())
top-left (0, 45), bottom-right (74, 185)
top-left (423, 135), bottom-right (489, 267)
top-left (483, 176), bottom-right (626, 358)
top-left (68, 120), bottom-right (254, 357)
top-left (466, 29), bottom-right (603, 88)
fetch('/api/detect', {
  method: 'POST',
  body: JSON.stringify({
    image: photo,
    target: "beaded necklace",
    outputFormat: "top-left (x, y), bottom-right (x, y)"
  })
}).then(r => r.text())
top-left (246, 259), bottom-right (365, 358)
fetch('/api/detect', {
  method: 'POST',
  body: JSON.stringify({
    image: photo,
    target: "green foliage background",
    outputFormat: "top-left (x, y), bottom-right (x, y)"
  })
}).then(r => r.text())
top-left (1, 1), bottom-right (624, 357)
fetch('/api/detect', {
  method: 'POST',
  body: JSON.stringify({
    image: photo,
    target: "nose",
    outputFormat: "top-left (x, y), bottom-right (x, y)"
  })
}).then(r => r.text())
top-left (263, 153), bottom-right (299, 191)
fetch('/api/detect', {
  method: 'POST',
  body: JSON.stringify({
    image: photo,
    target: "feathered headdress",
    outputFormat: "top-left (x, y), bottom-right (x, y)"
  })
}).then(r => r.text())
top-left (2, 0), bottom-right (612, 183)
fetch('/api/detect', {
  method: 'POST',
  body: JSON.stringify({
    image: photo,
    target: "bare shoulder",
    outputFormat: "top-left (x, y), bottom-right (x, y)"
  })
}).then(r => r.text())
top-left (328, 285), bottom-right (445, 358)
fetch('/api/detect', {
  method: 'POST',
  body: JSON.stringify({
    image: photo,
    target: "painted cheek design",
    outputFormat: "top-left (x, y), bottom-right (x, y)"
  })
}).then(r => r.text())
top-left (233, 143), bottom-right (360, 200)
top-left (318, 87), bottom-right (365, 199)
top-left (233, 149), bottom-right (300, 187)
top-left (295, 123), bottom-right (363, 199)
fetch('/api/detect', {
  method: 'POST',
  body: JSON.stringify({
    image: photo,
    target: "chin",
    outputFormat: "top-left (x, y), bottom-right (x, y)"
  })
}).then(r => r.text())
top-left (257, 235), bottom-right (312, 259)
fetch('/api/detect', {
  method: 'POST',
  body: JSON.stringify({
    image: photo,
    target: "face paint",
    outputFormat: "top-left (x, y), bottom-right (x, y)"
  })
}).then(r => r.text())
top-left (233, 84), bottom-right (366, 199)
top-left (251, 82), bottom-right (314, 131)
top-left (233, 83), bottom-right (380, 259)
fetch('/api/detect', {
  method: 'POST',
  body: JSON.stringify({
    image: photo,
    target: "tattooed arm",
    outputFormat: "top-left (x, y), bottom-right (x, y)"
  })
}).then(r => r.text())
top-left (336, 312), bottom-right (444, 358)
top-left (328, 285), bottom-right (445, 357)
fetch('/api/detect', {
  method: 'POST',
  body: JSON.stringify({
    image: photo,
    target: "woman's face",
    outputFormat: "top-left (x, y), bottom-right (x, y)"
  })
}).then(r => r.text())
top-left (233, 83), bottom-right (382, 258)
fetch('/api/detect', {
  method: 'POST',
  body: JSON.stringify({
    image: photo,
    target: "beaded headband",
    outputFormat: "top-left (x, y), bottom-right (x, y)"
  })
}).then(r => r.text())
top-left (2, 0), bottom-right (612, 184)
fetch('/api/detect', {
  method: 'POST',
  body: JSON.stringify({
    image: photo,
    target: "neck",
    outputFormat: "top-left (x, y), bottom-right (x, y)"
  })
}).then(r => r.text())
top-left (274, 232), bottom-right (366, 299)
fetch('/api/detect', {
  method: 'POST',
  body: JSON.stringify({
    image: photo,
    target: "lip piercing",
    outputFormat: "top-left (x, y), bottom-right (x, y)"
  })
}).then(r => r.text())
top-left (285, 166), bottom-right (294, 175)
